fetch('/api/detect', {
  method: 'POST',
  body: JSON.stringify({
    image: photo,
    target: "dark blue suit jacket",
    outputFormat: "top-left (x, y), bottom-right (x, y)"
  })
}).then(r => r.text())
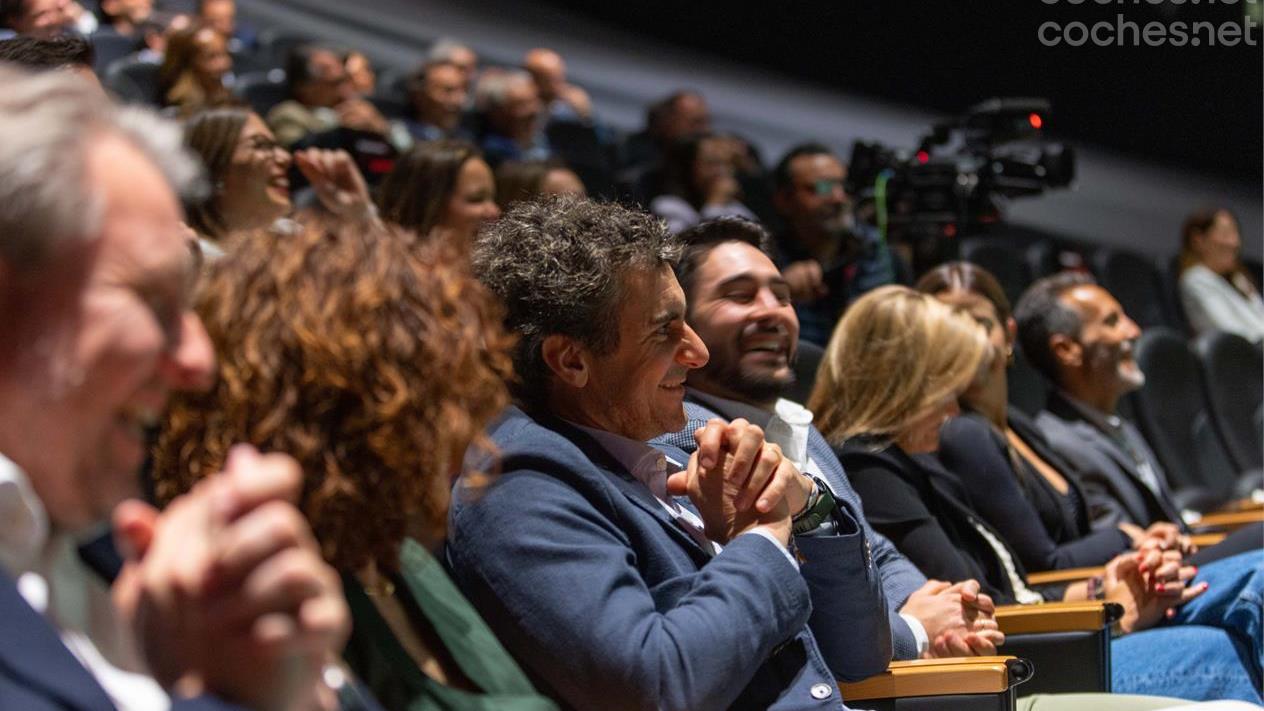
top-left (0, 564), bottom-right (244, 711)
top-left (447, 406), bottom-right (891, 711)
top-left (1, 535), bottom-right (383, 711)
top-left (653, 389), bottom-right (929, 661)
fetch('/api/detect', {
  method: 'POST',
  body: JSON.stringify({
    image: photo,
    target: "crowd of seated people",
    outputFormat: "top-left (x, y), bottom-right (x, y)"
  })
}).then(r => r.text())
top-left (0, 5), bottom-right (1261, 711)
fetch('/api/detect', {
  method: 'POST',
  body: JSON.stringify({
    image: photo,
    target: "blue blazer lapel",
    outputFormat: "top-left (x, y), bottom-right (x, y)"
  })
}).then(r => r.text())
top-left (538, 412), bottom-right (715, 564)
top-left (0, 568), bottom-right (117, 710)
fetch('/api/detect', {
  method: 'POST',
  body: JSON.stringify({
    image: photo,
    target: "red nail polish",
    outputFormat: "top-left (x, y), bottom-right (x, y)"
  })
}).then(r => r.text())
top-left (1156, 582), bottom-right (1165, 593)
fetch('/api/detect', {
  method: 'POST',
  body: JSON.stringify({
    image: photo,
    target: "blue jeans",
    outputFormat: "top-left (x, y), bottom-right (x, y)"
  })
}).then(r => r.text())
top-left (1110, 550), bottom-right (1264, 702)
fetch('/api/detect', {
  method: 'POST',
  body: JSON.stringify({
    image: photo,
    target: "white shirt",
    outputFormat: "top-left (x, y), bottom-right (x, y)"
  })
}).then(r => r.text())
top-left (1180, 264), bottom-right (1264, 343)
top-left (0, 453), bottom-right (169, 711)
top-left (573, 423), bottom-right (798, 568)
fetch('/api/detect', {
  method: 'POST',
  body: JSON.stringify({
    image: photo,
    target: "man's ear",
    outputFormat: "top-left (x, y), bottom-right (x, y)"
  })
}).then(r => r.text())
top-left (541, 334), bottom-right (589, 389)
top-left (1049, 333), bottom-right (1082, 370)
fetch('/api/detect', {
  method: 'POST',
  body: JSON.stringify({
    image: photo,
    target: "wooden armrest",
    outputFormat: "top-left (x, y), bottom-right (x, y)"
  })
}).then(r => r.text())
top-left (1190, 532), bottom-right (1227, 548)
top-left (1025, 566), bottom-right (1104, 586)
top-left (1191, 509), bottom-right (1264, 532)
top-left (1213, 499), bottom-right (1263, 514)
top-left (839, 656), bottom-right (1032, 701)
top-left (995, 600), bottom-right (1123, 634)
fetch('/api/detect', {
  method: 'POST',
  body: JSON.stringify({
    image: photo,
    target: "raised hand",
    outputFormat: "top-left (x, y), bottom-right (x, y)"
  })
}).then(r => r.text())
top-left (293, 148), bottom-right (377, 224)
top-left (782, 260), bottom-right (828, 302)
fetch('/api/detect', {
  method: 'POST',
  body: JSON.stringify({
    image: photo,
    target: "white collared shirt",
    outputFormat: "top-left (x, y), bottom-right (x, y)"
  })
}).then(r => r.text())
top-left (0, 453), bottom-right (169, 711)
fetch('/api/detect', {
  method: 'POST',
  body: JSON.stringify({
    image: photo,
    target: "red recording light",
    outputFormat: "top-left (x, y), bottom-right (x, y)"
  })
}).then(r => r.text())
top-left (1028, 113), bottom-right (1043, 130)
top-left (915, 150), bottom-right (930, 163)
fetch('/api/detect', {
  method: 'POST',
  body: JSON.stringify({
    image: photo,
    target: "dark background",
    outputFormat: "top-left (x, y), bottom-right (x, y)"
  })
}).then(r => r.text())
top-left (543, 0), bottom-right (1262, 182)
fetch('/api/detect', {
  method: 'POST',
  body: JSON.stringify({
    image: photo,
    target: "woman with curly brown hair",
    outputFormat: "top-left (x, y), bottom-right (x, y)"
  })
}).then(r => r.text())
top-left (151, 218), bottom-right (557, 710)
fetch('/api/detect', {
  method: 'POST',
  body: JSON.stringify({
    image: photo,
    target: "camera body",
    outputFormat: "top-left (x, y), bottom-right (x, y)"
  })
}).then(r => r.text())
top-left (846, 98), bottom-right (1075, 272)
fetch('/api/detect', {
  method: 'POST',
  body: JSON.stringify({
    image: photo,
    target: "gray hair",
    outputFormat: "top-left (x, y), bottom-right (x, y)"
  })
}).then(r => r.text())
top-left (1013, 271), bottom-right (1097, 385)
top-left (472, 195), bottom-right (680, 402)
top-left (426, 38), bottom-right (473, 65)
top-left (0, 66), bottom-right (205, 271)
top-left (473, 68), bottom-right (532, 112)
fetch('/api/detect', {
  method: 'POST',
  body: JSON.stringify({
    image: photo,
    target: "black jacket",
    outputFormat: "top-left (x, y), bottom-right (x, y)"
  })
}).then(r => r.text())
top-left (938, 410), bottom-right (1133, 572)
top-left (837, 439), bottom-right (1062, 605)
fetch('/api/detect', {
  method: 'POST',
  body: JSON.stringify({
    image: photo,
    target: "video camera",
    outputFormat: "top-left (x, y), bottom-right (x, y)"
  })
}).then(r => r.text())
top-left (846, 98), bottom-right (1075, 270)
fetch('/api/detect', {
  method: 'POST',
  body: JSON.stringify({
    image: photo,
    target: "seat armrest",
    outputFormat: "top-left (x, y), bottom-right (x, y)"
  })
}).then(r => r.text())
top-left (995, 601), bottom-right (1123, 634)
top-left (1189, 532), bottom-right (1227, 548)
top-left (838, 656), bottom-right (1033, 701)
top-left (1025, 566), bottom-right (1105, 586)
top-left (1190, 509), bottom-right (1264, 532)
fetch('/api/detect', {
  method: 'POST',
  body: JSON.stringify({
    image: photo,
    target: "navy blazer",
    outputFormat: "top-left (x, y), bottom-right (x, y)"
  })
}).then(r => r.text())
top-left (1037, 391), bottom-right (1187, 531)
top-left (447, 406), bottom-right (891, 711)
top-left (653, 389), bottom-right (928, 662)
top-left (0, 565), bottom-right (245, 711)
top-left (1, 534), bottom-right (383, 711)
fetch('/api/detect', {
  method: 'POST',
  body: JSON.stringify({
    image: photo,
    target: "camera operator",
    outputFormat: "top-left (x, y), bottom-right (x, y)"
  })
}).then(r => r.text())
top-left (772, 143), bottom-right (896, 346)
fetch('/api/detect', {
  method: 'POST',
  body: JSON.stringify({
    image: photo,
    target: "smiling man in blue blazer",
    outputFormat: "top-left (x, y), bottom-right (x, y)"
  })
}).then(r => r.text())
top-left (448, 196), bottom-right (893, 711)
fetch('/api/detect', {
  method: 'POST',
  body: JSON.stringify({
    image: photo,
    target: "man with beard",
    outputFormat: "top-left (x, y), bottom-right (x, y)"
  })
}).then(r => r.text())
top-left (1015, 272), bottom-right (1190, 531)
top-left (656, 217), bottom-right (1005, 662)
top-left (771, 143), bottom-right (896, 346)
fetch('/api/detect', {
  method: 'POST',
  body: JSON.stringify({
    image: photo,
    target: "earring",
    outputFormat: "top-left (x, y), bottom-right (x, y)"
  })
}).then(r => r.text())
top-left (1006, 347), bottom-right (1016, 366)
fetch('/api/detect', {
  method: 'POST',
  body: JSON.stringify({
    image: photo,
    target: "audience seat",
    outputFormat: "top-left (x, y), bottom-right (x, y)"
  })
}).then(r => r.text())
top-left (234, 69), bottom-right (289, 117)
top-left (90, 31), bottom-right (138, 76)
top-left (1025, 239), bottom-right (1085, 280)
top-left (1159, 255), bottom-right (1191, 336)
top-left (1090, 248), bottom-right (1171, 329)
top-left (1127, 328), bottom-right (1245, 510)
top-left (229, 47), bottom-right (274, 76)
top-left (785, 338), bottom-right (825, 406)
top-left (258, 29), bottom-right (314, 68)
top-left (369, 93), bottom-right (411, 121)
top-left (1007, 347), bottom-right (1047, 418)
top-left (959, 237), bottom-right (1032, 308)
top-left (104, 56), bottom-right (161, 105)
top-left (1195, 330), bottom-right (1264, 473)
top-left (839, 656), bottom-right (1033, 711)
top-left (995, 601), bottom-right (1121, 696)
top-left (545, 120), bottom-right (616, 199)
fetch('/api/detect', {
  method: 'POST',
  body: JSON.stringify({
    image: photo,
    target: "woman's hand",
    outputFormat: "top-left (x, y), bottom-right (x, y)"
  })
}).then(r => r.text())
top-left (293, 149), bottom-right (377, 225)
top-left (1105, 549), bottom-right (1205, 633)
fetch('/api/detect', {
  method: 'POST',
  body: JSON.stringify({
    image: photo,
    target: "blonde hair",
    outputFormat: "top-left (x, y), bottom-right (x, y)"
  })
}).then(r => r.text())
top-left (808, 285), bottom-right (991, 446)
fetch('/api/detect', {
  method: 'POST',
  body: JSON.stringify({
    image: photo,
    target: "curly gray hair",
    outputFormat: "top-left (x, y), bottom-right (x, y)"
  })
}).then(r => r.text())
top-left (472, 195), bottom-right (680, 402)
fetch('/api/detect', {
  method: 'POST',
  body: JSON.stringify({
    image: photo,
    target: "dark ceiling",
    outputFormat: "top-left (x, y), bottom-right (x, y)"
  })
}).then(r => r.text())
top-left (543, 0), bottom-right (1262, 182)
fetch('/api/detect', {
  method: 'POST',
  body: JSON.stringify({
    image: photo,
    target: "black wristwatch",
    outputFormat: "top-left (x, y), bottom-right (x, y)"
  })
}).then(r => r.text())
top-left (791, 476), bottom-right (836, 536)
